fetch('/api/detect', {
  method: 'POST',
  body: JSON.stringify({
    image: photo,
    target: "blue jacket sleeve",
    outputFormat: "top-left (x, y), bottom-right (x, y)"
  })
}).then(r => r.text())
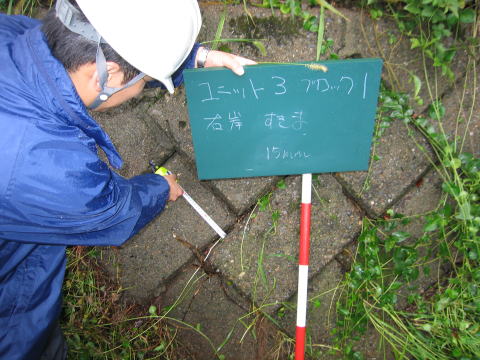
top-left (145, 42), bottom-right (201, 89)
top-left (0, 129), bottom-right (170, 246)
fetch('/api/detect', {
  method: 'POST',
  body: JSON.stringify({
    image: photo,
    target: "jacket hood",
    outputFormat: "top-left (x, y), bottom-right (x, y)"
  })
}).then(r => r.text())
top-left (6, 22), bottom-right (123, 169)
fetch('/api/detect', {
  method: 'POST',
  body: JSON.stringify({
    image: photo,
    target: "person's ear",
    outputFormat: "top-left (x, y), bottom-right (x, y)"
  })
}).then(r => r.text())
top-left (106, 61), bottom-right (123, 86)
top-left (94, 62), bottom-right (123, 90)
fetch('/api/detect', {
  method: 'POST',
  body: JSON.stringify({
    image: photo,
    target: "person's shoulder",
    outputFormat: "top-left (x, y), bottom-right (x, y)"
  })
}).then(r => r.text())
top-left (0, 14), bottom-right (40, 41)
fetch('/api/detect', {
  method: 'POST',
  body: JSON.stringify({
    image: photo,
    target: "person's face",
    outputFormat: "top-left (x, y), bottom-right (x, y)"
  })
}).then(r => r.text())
top-left (94, 75), bottom-right (154, 111)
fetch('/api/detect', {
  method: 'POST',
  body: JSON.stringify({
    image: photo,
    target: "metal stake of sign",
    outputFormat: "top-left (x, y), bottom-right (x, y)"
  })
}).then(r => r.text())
top-left (295, 173), bottom-right (312, 360)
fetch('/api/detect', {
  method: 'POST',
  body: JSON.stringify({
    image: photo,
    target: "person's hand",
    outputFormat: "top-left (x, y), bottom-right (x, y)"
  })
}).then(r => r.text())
top-left (163, 174), bottom-right (183, 201)
top-left (200, 48), bottom-right (257, 76)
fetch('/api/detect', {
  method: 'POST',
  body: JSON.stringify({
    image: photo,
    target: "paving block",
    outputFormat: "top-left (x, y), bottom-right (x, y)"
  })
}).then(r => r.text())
top-left (210, 177), bottom-right (282, 216)
top-left (338, 169), bottom-right (446, 311)
top-left (147, 87), bottom-right (196, 162)
top-left (335, 164), bottom-right (443, 272)
top-left (162, 267), bottom-right (261, 360)
top-left (221, 4), bottom-right (345, 63)
top-left (441, 64), bottom-right (480, 157)
top-left (393, 168), bottom-right (444, 232)
top-left (92, 100), bottom-right (174, 178)
top-left (339, 8), bottom-right (470, 113)
top-left (352, 326), bottom-right (395, 360)
top-left (100, 153), bottom-right (235, 303)
top-left (336, 119), bottom-right (433, 217)
top-left (211, 174), bottom-right (362, 312)
top-left (392, 168), bottom-right (446, 309)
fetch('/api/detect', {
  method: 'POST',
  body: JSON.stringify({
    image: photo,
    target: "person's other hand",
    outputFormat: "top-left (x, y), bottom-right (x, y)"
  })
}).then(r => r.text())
top-left (203, 49), bottom-right (257, 76)
top-left (163, 174), bottom-right (183, 201)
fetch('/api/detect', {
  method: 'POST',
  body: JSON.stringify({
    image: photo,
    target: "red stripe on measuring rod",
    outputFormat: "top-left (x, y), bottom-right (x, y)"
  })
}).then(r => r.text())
top-left (299, 203), bottom-right (311, 266)
top-left (296, 174), bottom-right (312, 360)
top-left (295, 326), bottom-right (306, 360)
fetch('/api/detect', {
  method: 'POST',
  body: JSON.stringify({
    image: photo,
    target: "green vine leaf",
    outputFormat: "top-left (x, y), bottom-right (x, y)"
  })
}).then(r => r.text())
top-left (459, 9), bottom-right (476, 23)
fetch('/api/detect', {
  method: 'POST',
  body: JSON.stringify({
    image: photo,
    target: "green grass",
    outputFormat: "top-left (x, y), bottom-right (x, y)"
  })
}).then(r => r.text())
top-left (0, 0), bottom-right (52, 16)
top-left (62, 247), bottom-right (194, 360)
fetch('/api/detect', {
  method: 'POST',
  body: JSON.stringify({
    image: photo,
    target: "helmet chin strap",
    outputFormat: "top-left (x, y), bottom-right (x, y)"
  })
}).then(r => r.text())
top-left (55, 0), bottom-right (145, 110)
top-left (88, 39), bottom-right (145, 110)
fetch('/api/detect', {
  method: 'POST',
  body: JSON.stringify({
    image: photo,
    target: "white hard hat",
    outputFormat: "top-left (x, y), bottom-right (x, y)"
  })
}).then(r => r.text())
top-left (75, 0), bottom-right (202, 93)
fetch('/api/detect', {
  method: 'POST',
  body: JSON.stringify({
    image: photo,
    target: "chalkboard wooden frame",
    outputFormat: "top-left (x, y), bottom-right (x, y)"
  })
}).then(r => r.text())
top-left (184, 58), bottom-right (383, 180)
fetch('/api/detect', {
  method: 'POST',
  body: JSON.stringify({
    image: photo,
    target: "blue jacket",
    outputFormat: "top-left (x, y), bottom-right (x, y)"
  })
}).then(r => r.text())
top-left (0, 14), bottom-right (198, 359)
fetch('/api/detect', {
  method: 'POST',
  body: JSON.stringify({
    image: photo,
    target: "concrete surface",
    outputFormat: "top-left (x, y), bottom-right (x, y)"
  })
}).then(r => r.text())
top-left (91, 2), bottom-right (478, 359)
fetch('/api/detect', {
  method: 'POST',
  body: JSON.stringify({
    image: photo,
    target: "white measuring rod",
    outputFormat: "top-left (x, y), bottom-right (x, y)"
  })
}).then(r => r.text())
top-left (181, 191), bottom-right (226, 238)
top-left (156, 167), bottom-right (226, 239)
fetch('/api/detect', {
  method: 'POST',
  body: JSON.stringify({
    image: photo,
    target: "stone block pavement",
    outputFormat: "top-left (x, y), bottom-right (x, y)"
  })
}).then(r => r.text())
top-left (93, 3), bottom-right (479, 359)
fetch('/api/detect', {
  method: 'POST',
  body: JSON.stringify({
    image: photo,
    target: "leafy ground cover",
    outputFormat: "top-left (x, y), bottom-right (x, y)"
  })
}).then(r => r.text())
top-left (328, 1), bottom-right (479, 358)
top-left (334, 85), bottom-right (480, 359)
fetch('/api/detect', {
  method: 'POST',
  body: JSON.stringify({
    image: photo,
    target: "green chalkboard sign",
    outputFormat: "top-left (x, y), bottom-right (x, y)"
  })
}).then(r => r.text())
top-left (184, 58), bottom-right (383, 180)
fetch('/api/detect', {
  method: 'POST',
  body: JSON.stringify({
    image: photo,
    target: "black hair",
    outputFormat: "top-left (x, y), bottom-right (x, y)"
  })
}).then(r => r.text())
top-left (41, 1), bottom-right (140, 83)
